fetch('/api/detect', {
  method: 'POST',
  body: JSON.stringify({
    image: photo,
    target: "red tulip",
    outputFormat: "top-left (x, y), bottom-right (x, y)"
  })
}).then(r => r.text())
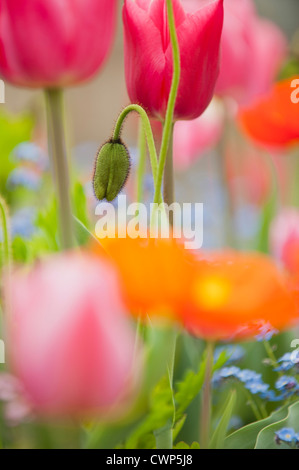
top-left (0, 0), bottom-right (117, 88)
top-left (123, 0), bottom-right (224, 121)
top-left (6, 253), bottom-right (138, 417)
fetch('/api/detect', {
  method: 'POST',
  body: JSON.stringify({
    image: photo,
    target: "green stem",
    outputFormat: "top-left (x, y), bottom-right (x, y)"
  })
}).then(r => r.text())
top-left (155, 330), bottom-right (177, 450)
top-left (112, 104), bottom-right (159, 191)
top-left (0, 196), bottom-right (11, 272)
top-left (200, 341), bottom-right (215, 449)
top-left (153, 0), bottom-right (181, 205)
top-left (163, 123), bottom-right (175, 207)
top-left (45, 88), bottom-right (74, 250)
top-left (136, 124), bottom-right (147, 203)
top-left (242, 386), bottom-right (263, 421)
top-left (263, 340), bottom-right (282, 376)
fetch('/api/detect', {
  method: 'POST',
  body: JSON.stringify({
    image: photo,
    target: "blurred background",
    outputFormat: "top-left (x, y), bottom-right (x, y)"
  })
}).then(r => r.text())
top-left (1, 0), bottom-right (299, 250)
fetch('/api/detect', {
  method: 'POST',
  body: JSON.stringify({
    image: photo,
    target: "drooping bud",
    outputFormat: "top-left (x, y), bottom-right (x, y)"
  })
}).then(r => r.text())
top-left (93, 139), bottom-right (130, 202)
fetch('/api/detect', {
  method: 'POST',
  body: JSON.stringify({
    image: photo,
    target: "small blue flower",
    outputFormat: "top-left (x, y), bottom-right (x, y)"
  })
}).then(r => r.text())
top-left (275, 428), bottom-right (297, 445)
top-left (275, 351), bottom-right (299, 372)
top-left (237, 369), bottom-right (262, 384)
top-left (261, 389), bottom-right (282, 402)
top-left (11, 208), bottom-right (36, 239)
top-left (255, 322), bottom-right (279, 342)
top-left (214, 345), bottom-right (245, 365)
top-left (218, 366), bottom-right (240, 379)
top-left (275, 375), bottom-right (298, 392)
top-left (212, 366), bottom-right (240, 387)
top-left (7, 168), bottom-right (41, 191)
top-left (245, 381), bottom-right (269, 395)
top-left (12, 142), bottom-right (48, 169)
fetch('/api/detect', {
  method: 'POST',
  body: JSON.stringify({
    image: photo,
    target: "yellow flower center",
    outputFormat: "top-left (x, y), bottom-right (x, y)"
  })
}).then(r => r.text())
top-left (193, 276), bottom-right (231, 310)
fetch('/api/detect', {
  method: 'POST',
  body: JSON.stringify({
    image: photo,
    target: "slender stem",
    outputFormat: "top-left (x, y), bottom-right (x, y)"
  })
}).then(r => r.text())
top-left (0, 196), bottom-right (11, 273)
top-left (155, 330), bottom-right (177, 449)
top-left (200, 341), bottom-right (215, 449)
top-left (153, 0), bottom-right (181, 205)
top-left (112, 104), bottom-right (159, 189)
top-left (45, 88), bottom-right (74, 250)
top-left (163, 124), bottom-right (175, 206)
top-left (263, 340), bottom-right (282, 377)
top-left (242, 387), bottom-right (263, 421)
top-left (136, 124), bottom-right (147, 203)
top-left (155, 2), bottom-right (180, 448)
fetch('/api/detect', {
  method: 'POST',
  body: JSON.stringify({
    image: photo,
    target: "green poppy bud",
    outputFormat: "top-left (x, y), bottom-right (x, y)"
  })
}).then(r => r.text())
top-left (93, 139), bottom-right (130, 202)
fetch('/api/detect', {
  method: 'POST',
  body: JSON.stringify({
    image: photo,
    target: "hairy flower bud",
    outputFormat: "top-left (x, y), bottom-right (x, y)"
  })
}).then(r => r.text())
top-left (93, 139), bottom-right (130, 202)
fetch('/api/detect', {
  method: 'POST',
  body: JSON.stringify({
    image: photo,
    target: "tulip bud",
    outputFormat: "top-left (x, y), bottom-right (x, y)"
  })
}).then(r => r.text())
top-left (93, 139), bottom-right (131, 202)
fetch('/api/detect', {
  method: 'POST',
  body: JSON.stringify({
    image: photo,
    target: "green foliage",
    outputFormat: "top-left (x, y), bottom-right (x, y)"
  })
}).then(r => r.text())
top-left (124, 375), bottom-right (174, 449)
top-left (175, 348), bottom-right (228, 423)
top-left (255, 401), bottom-right (299, 449)
top-left (174, 441), bottom-right (200, 449)
top-left (278, 57), bottom-right (299, 80)
top-left (224, 405), bottom-right (289, 449)
top-left (0, 110), bottom-right (33, 201)
top-left (210, 390), bottom-right (236, 449)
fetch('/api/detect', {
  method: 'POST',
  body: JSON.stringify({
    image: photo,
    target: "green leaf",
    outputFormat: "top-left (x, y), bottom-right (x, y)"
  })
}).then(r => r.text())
top-left (210, 390), bottom-right (236, 449)
top-left (174, 441), bottom-right (200, 449)
top-left (124, 374), bottom-right (175, 449)
top-left (72, 182), bottom-right (89, 226)
top-left (174, 347), bottom-right (229, 422)
top-left (255, 401), bottom-right (299, 449)
top-left (0, 110), bottom-right (33, 200)
top-left (173, 416), bottom-right (186, 442)
top-left (224, 406), bottom-right (288, 449)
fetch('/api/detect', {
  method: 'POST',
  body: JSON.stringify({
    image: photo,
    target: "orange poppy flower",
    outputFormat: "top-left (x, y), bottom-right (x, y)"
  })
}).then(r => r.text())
top-left (238, 77), bottom-right (299, 148)
top-left (184, 251), bottom-right (298, 341)
top-left (91, 237), bottom-right (298, 341)
top-left (92, 236), bottom-right (197, 322)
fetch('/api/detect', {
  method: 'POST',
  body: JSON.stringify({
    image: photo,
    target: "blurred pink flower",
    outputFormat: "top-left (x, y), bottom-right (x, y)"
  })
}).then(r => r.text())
top-left (6, 253), bottom-right (138, 417)
top-left (226, 146), bottom-right (272, 206)
top-left (0, 373), bottom-right (31, 426)
top-left (173, 100), bottom-right (224, 170)
top-left (215, 0), bottom-right (287, 106)
top-left (270, 209), bottom-right (299, 275)
top-left (123, 0), bottom-right (224, 121)
top-left (0, 0), bottom-right (117, 88)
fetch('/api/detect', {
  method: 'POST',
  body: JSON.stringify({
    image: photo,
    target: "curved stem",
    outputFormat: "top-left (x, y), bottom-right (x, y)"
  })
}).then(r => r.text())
top-left (200, 341), bottom-right (215, 449)
top-left (0, 195), bottom-right (11, 273)
top-left (153, 0), bottom-right (181, 205)
top-left (136, 123), bottom-right (147, 203)
top-left (112, 104), bottom-right (159, 190)
top-left (45, 88), bottom-right (74, 250)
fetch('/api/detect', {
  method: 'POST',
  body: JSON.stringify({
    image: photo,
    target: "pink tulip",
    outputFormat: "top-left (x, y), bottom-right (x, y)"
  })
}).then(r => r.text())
top-left (173, 100), bottom-right (224, 169)
top-left (270, 209), bottom-right (299, 275)
top-left (215, 0), bottom-right (287, 106)
top-left (6, 253), bottom-right (138, 417)
top-left (123, 0), bottom-right (224, 121)
top-left (0, 0), bottom-right (117, 88)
